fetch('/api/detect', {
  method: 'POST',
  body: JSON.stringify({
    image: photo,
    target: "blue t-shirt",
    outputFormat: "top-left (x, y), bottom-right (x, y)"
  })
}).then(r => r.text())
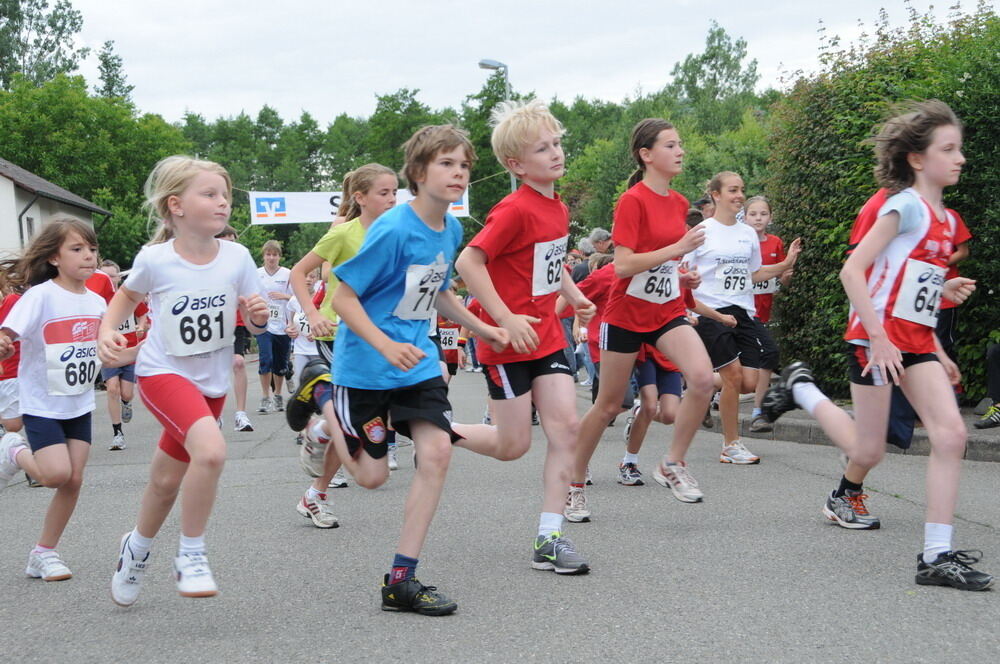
top-left (333, 203), bottom-right (462, 390)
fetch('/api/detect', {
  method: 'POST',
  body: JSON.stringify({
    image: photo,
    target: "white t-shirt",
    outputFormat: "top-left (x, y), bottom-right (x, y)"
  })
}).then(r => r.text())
top-left (3, 280), bottom-right (106, 418)
top-left (286, 297), bottom-right (317, 357)
top-left (258, 266), bottom-right (291, 335)
top-left (125, 239), bottom-right (264, 397)
top-left (684, 217), bottom-right (762, 316)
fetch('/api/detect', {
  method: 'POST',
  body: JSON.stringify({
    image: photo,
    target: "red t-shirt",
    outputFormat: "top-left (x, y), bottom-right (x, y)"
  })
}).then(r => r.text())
top-left (85, 270), bottom-right (116, 304)
top-left (753, 234), bottom-right (786, 323)
top-left (844, 189), bottom-right (959, 353)
top-left (604, 182), bottom-right (690, 331)
top-left (576, 262), bottom-right (616, 362)
top-left (121, 301), bottom-right (149, 348)
top-left (637, 343), bottom-right (681, 373)
top-left (437, 315), bottom-right (461, 364)
top-left (468, 185), bottom-right (570, 366)
top-left (0, 293), bottom-right (22, 379)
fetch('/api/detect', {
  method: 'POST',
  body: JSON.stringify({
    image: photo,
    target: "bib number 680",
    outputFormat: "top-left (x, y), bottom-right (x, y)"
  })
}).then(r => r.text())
top-left (64, 360), bottom-right (97, 388)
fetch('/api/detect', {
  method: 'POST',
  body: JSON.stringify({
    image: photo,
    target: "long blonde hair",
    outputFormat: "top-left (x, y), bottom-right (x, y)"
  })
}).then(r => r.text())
top-left (144, 155), bottom-right (232, 244)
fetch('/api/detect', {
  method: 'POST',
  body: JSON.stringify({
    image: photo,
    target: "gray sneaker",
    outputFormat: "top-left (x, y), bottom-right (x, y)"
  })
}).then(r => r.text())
top-left (257, 397), bottom-right (271, 413)
top-left (822, 490), bottom-right (880, 529)
top-left (531, 532), bottom-right (590, 574)
top-left (273, 394), bottom-right (284, 412)
top-left (121, 400), bottom-right (133, 424)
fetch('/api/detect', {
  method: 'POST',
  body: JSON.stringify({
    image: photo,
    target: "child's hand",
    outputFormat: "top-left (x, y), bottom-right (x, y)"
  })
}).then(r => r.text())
top-left (98, 330), bottom-right (128, 365)
top-left (941, 353), bottom-right (962, 385)
top-left (675, 226), bottom-right (706, 255)
top-left (943, 277), bottom-right (975, 305)
top-left (680, 265), bottom-right (701, 290)
top-left (787, 238), bottom-right (803, 262)
top-left (479, 325), bottom-right (509, 353)
top-left (241, 294), bottom-right (269, 327)
top-left (379, 340), bottom-right (425, 371)
top-left (864, 335), bottom-right (904, 385)
top-left (307, 310), bottom-right (335, 339)
top-left (286, 324), bottom-right (299, 339)
top-left (499, 313), bottom-right (541, 354)
top-left (573, 298), bottom-right (596, 325)
top-left (0, 332), bottom-right (13, 361)
top-left (719, 314), bottom-right (738, 328)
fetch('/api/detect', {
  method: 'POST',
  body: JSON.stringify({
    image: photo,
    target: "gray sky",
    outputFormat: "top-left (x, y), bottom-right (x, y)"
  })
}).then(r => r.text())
top-left (69, 0), bottom-right (970, 125)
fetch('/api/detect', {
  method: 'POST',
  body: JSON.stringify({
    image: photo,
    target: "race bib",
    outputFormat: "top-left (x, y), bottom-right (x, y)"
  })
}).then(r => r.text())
top-left (439, 328), bottom-right (459, 350)
top-left (393, 261), bottom-right (450, 321)
top-left (268, 304), bottom-right (281, 321)
top-left (893, 259), bottom-right (945, 327)
top-left (295, 312), bottom-right (310, 337)
top-left (626, 261), bottom-right (680, 304)
top-left (159, 287), bottom-right (236, 356)
top-left (715, 259), bottom-right (751, 296)
top-left (753, 277), bottom-right (780, 295)
top-left (46, 341), bottom-right (100, 396)
top-left (116, 316), bottom-right (135, 335)
top-left (532, 236), bottom-right (568, 296)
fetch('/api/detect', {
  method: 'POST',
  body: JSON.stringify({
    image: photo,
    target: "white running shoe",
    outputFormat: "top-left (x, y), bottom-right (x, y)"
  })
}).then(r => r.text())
top-left (388, 447), bottom-right (399, 471)
top-left (173, 553), bottom-right (218, 598)
top-left (26, 550), bottom-right (72, 581)
top-left (111, 533), bottom-right (149, 606)
top-left (233, 411), bottom-right (254, 432)
top-left (328, 468), bottom-right (349, 489)
top-left (299, 427), bottom-right (327, 478)
top-left (257, 397), bottom-right (271, 413)
top-left (720, 441), bottom-right (761, 465)
top-left (654, 461), bottom-right (704, 503)
top-left (563, 486), bottom-right (592, 523)
top-left (0, 431), bottom-right (24, 491)
top-left (121, 400), bottom-right (133, 424)
top-left (296, 492), bottom-right (339, 528)
top-left (109, 432), bottom-right (126, 451)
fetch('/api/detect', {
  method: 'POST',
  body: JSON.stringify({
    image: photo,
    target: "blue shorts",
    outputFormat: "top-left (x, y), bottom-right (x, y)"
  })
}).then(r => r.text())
top-left (256, 332), bottom-right (291, 375)
top-left (101, 363), bottom-right (136, 383)
top-left (635, 359), bottom-right (683, 397)
top-left (22, 413), bottom-right (92, 451)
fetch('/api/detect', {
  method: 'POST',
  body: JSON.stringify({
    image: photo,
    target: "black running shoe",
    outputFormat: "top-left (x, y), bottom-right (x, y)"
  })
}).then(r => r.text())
top-left (380, 574), bottom-right (458, 616)
top-left (916, 550), bottom-right (994, 591)
top-left (780, 361), bottom-right (814, 390)
top-left (286, 359), bottom-right (330, 432)
top-left (761, 385), bottom-right (796, 423)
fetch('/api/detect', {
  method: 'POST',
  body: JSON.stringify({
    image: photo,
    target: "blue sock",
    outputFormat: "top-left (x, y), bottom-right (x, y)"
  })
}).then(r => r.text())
top-left (389, 553), bottom-right (418, 584)
top-left (752, 407), bottom-right (762, 418)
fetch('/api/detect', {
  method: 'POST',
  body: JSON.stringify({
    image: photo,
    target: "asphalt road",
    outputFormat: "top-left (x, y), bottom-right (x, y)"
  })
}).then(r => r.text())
top-left (2, 368), bottom-right (998, 663)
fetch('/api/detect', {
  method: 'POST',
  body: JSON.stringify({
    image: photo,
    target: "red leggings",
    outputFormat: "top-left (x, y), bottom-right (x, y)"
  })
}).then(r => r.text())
top-left (138, 374), bottom-right (225, 463)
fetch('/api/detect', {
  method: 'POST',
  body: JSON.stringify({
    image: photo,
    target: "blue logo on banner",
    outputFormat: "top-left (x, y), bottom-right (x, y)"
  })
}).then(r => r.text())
top-left (255, 197), bottom-right (286, 218)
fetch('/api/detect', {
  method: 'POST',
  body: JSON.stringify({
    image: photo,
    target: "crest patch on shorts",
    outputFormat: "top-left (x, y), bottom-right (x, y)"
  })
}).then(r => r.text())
top-left (362, 417), bottom-right (387, 443)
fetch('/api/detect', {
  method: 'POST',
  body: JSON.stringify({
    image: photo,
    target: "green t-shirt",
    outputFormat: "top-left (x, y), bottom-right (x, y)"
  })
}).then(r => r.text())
top-left (312, 218), bottom-right (366, 340)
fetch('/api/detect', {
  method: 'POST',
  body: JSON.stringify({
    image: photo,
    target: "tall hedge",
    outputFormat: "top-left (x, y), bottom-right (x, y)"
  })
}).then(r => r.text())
top-left (766, 4), bottom-right (1000, 398)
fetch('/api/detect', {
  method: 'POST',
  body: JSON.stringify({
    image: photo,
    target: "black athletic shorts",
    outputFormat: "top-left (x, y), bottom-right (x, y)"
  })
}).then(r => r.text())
top-left (847, 344), bottom-right (938, 387)
top-left (693, 306), bottom-right (765, 370)
top-left (332, 377), bottom-right (460, 459)
top-left (233, 325), bottom-right (252, 356)
top-left (482, 350), bottom-right (573, 400)
top-left (599, 316), bottom-right (689, 355)
top-left (756, 319), bottom-right (780, 372)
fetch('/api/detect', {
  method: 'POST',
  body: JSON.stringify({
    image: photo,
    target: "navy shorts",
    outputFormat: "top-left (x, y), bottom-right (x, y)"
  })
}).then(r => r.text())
top-left (635, 359), bottom-right (683, 398)
top-left (22, 412), bottom-right (92, 452)
top-left (101, 363), bottom-right (136, 383)
top-left (256, 331), bottom-right (291, 375)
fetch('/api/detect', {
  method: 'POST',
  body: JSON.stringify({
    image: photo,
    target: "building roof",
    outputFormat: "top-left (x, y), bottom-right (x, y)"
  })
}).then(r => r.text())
top-left (0, 157), bottom-right (112, 216)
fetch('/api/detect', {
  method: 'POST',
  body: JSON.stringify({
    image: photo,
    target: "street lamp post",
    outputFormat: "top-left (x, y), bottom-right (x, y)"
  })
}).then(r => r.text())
top-left (478, 58), bottom-right (518, 194)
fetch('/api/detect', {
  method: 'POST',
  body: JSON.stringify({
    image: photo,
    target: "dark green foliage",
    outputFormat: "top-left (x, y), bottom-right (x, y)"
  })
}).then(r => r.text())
top-left (767, 2), bottom-right (999, 398)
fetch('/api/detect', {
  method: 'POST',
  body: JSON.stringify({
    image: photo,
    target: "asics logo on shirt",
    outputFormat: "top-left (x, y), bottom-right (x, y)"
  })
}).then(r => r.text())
top-left (550, 362), bottom-right (570, 370)
top-left (59, 345), bottom-right (97, 362)
top-left (418, 268), bottom-right (447, 287)
top-left (918, 268), bottom-right (945, 285)
top-left (544, 242), bottom-right (566, 261)
top-left (170, 293), bottom-right (228, 316)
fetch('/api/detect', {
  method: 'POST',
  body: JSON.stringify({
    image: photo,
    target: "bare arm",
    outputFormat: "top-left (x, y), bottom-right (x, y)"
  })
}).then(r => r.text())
top-left (434, 289), bottom-right (508, 352)
top-left (613, 225), bottom-right (705, 279)
top-left (331, 281), bottom-right (424, 371)
top-left (456, 246), bottom-right (540, 354)
top-left (97, 286), bottom-right (144, 365)
top-left (290, 250), bottom-right (335, 337)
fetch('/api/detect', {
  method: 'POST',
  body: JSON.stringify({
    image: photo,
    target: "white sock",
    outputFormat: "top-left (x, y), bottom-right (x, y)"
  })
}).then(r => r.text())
top-left (309, 419), bottom-right (329, 444)
top-left (623, 452), bottom-right (639, 465)
top-left (178, 534), bottom-right (206, 556)
top-left (791, 382), bottom-right (829, 416)
top-left (129, 528), bottom-right (153, 556)
top-left (538, 512), bottom-right (563, 537)
top-left (751, 407), bottom-right (762, 418)
top-left (306, 486), bottom-right (325, 501)
top-left (923, 523), bottom-right (953, 562)
top-left (7, 438), bottom-right (27, 466)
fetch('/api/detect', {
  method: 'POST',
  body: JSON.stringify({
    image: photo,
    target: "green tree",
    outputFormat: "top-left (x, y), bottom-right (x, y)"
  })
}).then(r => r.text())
top-left (0, 0), bottom-right (89, 90)
top-left (95, 39), bottom-right (132, 100)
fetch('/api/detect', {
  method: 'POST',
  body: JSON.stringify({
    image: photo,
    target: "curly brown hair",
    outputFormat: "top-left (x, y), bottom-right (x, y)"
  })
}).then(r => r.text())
top-left (873, 100), bottom-right (962, 194)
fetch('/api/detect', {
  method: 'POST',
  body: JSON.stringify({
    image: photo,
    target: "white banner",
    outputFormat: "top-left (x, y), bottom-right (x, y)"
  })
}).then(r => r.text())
top-left (249, 189), bottom-right (470, 225)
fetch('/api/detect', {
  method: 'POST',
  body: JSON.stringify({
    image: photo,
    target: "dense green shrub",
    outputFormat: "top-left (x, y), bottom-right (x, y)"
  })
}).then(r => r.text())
top-left (767, 3), bottom-right (999, 398)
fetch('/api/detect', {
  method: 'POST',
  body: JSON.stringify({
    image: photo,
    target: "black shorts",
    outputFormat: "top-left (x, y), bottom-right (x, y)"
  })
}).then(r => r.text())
top-left (315, 338), bottom-right (334, 367)
top-left (847, 344), bottom-right (938, 387)
top-left (482, 350), bottom-right (573, 400)
top-left (233, 325), bottom-right (251, 356)
top-left (430, 334), bottom-right (445, 363)
top-left (756, 319), bottom-right (780, 371)
top-left (22, 413), bottom-right (92, 451)
top-left (693, 306), bottom-right (766, 370)
top-left (599, 317), bottom-right (689, 355)
top-left (332, 377), bottom-right (460, 459)
top-left (446, 362), bottom-right (458, 377)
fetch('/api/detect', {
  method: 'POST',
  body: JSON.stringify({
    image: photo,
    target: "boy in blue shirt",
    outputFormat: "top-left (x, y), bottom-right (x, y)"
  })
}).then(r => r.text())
top-left (321, 125), bottom-right (506, 615)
